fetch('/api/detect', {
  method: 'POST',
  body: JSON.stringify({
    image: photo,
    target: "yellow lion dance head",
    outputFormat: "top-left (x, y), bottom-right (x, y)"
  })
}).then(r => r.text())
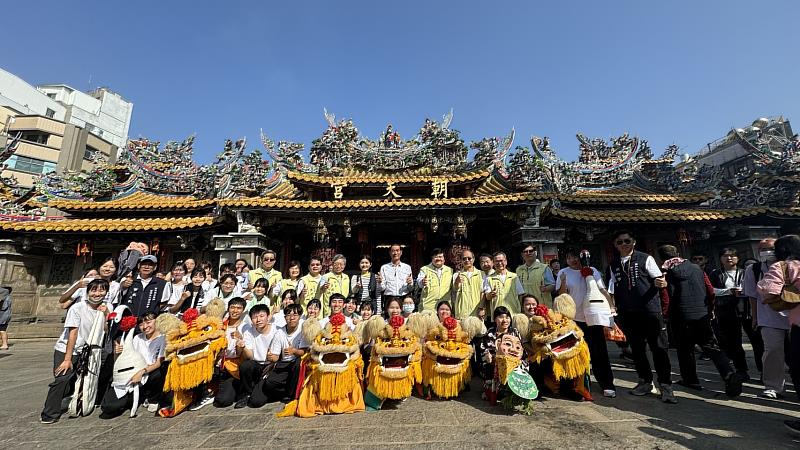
top-left (156, 299), bottom-right (226, 417)
top-left (421, 313), bottom-right (484, 398)
top-left (363, 314), bottom-right (425, 401)
top-left (304, 313), bottom-right (364, 403)
top-left (515, 294), bottom-right (590, 381)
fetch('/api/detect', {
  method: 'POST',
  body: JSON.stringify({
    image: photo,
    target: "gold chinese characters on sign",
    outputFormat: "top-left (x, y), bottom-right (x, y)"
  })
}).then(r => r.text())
top-left (330, 182), bottom-right (347, 200)
top-left (431, 179), bottom-right (448, 199)
top-left (383, 182), bottom-right (401, 199)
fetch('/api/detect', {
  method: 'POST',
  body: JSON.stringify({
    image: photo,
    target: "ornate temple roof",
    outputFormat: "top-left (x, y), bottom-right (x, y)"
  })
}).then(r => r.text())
top-left (285, 168), bottom-right (490, 185)
top-left (0, 216), bottom-right (219, 232)
top-left (49, 191), bottom-right (216, 212)
top-left (558, 186), bottom-right (714, 204)
top-left (219, 192), bottom-right (539, 211)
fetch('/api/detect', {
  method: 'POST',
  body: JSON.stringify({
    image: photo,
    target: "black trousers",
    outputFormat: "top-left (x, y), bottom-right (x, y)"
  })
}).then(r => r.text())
top-left (41, 351), bottom-right (80, 421)
top-left (671, 314), bottom-right (734, 384)
top-left (576, 321), bottom-right (615, 390)
top-left (617, 311), bottom-right (672, 385)
top-left (239, 359), bottom-right (266, 397)
top-left (99, 365), bottom-right (166, 418)
top-left (249, 358), bottom-right (300, 408)
top-left (790, 325), bottom-right (800, 401)
top-left (214, 370), bottom-right (244, 407)
top-left (714, 300), bottom-right (763, 373)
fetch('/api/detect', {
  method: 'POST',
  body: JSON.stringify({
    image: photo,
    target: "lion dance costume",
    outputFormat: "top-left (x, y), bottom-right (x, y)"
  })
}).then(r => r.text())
top-left (489, 331), bottom-right (538, 414)
top-left (362, 314), bottom-right (425, 410)
top-left (155, 299), bottom-right (226, 417)
top-left (515, 294), bottom-right (592, 401)
top-left (279, 313), bottom-right (365, 417)
top-left (421, 314), bottom-right (484, 399)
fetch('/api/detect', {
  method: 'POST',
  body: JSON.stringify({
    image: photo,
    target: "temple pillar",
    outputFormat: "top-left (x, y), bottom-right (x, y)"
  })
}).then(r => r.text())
top-left (212, 210), bottom-right (268, 269)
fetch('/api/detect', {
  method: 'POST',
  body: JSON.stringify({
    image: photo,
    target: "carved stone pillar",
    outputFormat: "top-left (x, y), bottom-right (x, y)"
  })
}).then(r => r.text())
top-left (212, 232), bottom-right (268, 270)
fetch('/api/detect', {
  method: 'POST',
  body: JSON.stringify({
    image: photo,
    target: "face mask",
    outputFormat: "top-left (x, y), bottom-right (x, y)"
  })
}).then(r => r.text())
top-left (759, 250), bottom-right (775, 263)
top-left (402, 304), bottom-right (414, 314)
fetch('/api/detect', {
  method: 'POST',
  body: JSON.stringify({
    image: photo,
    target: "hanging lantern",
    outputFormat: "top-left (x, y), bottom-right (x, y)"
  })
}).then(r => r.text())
top-left (452, 214), bottom-right (467, 239)
top-left (343, 218), bottom-right (352, 238)
top-left (430, 215), bottom-right (439, 233)
top-left (677, 228), bottom-right (691, 246)
top-left (357, 228), bottom-right (369, 245)
top-left (151, 238), bottom-right (160, 255)
top-left (76, 239), bottom-right (93, 263)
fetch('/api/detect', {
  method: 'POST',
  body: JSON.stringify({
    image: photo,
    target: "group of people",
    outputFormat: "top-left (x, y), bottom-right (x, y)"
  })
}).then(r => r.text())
top-left (38, 233), bottom-right (800, 433)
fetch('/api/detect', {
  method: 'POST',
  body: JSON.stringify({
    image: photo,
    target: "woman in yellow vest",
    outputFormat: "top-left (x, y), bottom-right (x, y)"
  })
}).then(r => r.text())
top-left (297, 257), bottom-right (323, 313)
top-left (416, 248), bottom-right (453, 312)
top-left (484, 252), bottom-right (525, 314)
top-left (273, 260), bottom-right (303, 300)
top-left (319, 254), bottom-right (350, 317)
top-left (515, 245), bottom-right (555, 308)
top-left (453, 250), bottom-right (485, 319)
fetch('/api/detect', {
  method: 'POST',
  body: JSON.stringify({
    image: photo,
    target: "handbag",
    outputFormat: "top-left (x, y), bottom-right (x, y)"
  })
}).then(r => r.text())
top-left (604, 323), bottom-right (626, 342)
top-left (764, 261), bottom-right (800, 312)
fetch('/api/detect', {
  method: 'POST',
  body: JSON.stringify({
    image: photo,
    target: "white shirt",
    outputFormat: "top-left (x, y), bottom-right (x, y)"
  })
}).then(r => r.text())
top-left (379, 262), bottom-right (413, 296)
top-left (271, 310), bottom-right (287, 328)
top-left (224, 321), bottom-right (248, 358)
top-left (319, 315), bottom-right (356, 331)
top-left (607, 255), bottom-right (662, 294)
top-left (165, 280), bottom-right (187, 306)
top-left (132, 333), bottom-right (166, 365)
top-left (269, 325), bottom-right (309, 362)
top-left (713, 269), bottom-right (741, 297)
top-left (243, 323), bottom-right (278, 363)
top-left (54, 301), bottom-right (103, 355)
top-left (555, 267), bottom-right (605, 323)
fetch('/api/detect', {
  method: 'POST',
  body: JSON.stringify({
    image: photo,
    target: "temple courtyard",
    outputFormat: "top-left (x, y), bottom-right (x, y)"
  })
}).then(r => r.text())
top-left (0, 340), bottom-right (797, 449)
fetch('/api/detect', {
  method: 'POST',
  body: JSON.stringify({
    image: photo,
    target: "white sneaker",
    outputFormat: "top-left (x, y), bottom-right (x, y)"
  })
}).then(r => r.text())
top-left (147, 402), bottom-right (159, 413)
top-left (603, 389), bottom-right (617, 398)
top-left (762, 389), bottom-right (778, 399)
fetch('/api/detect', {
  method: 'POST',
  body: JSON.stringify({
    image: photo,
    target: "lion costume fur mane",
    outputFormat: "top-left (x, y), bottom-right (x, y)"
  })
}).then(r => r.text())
top-left (420, 311), bottom-right (485, 398)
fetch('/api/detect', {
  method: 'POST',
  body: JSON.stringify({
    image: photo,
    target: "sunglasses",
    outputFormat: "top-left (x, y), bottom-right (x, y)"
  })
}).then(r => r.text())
top-left (615, 239), bottom-right (633, 245)
top-left (463, 257), bottom-right (474, 260)
top-left (522, 249), bottom-right (535, 253)
top-left (263, 257), bottom-right (275, 261)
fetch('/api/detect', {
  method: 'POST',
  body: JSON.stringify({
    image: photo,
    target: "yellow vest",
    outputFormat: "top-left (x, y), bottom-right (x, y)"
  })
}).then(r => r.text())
top-left (278, 278), bottom-right (298, 298)
top-left (454, 269), bottom-right (484, 319)
top-left (420, 264), bottom-right (453, 312)
top-left (298, 274), bottom-right (322, 312)
top-left (321, 272), bottom-right (350, 317)
top-left (249, 268), bottom-right (283, 301)
top-left (487, 272), bottom-right (521, 314)
top-left (515, 262), bottom-right (552, 307)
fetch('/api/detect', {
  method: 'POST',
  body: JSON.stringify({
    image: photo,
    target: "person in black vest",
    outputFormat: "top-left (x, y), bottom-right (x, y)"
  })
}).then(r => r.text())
top-left (710, 248), bottom-right (763, 380)
top-left (607, 230), bottom-right (676, 403)
top-left (658, 245), bottom-right (744, 397)
top-left (120, 255), bottom-right (170, 317)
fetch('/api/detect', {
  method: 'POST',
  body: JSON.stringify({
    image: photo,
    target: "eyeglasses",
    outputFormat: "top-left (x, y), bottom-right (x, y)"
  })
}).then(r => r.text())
top-left (615, 239), bottom-right (633, 245)
top-left (522, 249), bottom-right (535, 253)
top-left (263, 258), bottom-right (275, 261)
top-left (463, 257), bottom-right (474, 260)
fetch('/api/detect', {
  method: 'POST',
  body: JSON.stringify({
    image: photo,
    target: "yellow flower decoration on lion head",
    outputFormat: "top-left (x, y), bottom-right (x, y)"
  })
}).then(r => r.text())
top-left (421, 312), bottom-right (485, 398)
top-left (362, 314), bottom-right (426, 407)
top-left (515, 294), bottom-right (590, 382)
top-left (155, 299), bottom-right (227, 417)
top-left (280, 313), bottom-right (365, 417)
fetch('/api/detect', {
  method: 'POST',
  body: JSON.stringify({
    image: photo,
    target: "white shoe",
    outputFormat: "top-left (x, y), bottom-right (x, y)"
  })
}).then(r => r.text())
top-left (762, 389), bottom-right (778, 399)
top-left (603, 389), bottom-right (617, 398)
top-left (147, 402), bottom-right (159, 413)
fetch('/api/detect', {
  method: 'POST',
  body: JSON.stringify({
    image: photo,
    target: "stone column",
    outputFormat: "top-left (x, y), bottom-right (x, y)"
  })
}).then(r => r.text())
top-left (212, 232), bottom-right (268, 270)
top-left (508, 203), bottom-right (565, 261)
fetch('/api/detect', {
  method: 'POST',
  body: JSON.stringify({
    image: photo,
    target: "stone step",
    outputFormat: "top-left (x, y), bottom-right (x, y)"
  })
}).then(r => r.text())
top-left (7, 316), bottom-right (65, 339)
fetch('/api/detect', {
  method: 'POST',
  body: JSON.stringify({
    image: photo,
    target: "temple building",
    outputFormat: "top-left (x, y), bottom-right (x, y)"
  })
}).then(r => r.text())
top-left (1, 111), bottom-right (798, 333)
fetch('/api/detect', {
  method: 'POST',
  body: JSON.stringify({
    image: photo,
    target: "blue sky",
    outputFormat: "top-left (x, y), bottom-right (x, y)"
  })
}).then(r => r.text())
top-left (4, 1), bottom-right (798, 163)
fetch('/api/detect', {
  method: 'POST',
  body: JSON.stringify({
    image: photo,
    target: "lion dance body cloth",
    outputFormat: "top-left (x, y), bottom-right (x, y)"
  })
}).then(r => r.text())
top-left (362, 314), bottom-right (425, 410)
top-left (279, 313), bottom-right (365, 417)
top-left (421, 314), bottom-right (484, 399)
top-left (156, 300), bottom-right (226, 417)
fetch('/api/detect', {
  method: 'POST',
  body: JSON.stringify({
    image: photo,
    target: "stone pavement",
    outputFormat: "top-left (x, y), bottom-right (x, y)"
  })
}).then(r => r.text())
top-left (1, 339), bottom-right (799, 449)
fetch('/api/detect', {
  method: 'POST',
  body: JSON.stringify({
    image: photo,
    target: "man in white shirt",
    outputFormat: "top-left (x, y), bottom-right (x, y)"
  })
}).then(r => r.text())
top-left (250, 304), bottom-right (308, 406)
top-left (239, 304), bottom-right (278, 408)
top-left (379, 244), bottom-right (414, 303)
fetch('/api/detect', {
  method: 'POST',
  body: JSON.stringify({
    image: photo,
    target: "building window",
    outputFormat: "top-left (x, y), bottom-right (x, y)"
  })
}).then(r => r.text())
top-left (5, 155), bottom-right (57, 175)
top-left (46, 93), bottom-right (56, 99)
top-left (49, 254), bottom-right (76, 286)
top-left (45, 108), bottom-right (56, 118)
top-left (84, 145), bottom-right (101, 160)
top-left (20, 131), bottom-right (49, 144)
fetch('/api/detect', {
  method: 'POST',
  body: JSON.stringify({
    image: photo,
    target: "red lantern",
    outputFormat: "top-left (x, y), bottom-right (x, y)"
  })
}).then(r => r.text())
top-left (76, 240), bottom-right (93, 263)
